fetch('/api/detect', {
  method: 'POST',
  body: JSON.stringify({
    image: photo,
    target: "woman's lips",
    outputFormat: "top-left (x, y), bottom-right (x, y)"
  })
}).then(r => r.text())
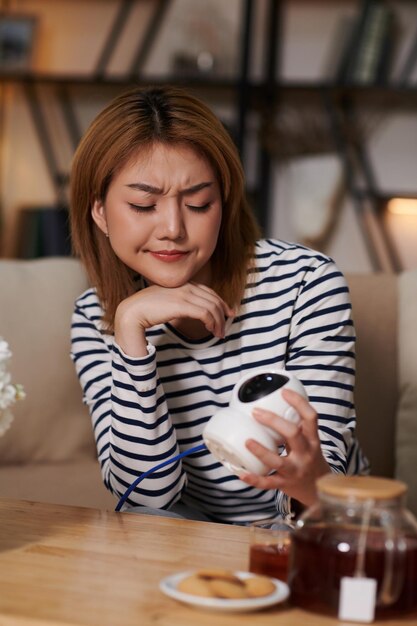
top-left (149, 250), bottom-right (190, 263)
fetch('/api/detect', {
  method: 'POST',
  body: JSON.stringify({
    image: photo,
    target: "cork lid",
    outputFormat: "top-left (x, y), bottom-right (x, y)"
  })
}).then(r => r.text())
top-left (316, 475), bottom-right (407, 500)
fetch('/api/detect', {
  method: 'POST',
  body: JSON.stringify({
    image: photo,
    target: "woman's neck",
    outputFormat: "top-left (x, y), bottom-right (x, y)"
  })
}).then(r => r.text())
top-left (170, 317), bottom-right (211, 340)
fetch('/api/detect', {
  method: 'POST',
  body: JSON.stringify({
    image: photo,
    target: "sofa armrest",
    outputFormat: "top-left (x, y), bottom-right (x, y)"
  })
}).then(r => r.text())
top-left (346, 273), bottom-right (398, 478)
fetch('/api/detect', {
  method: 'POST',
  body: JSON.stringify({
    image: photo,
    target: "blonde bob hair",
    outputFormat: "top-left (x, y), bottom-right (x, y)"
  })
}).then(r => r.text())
top-left (70, 85), bottom-right (260, 330)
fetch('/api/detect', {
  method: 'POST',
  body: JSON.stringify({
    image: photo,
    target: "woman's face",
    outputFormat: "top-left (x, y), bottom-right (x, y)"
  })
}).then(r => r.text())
top-left (92, 143), bottom-right (222, 288)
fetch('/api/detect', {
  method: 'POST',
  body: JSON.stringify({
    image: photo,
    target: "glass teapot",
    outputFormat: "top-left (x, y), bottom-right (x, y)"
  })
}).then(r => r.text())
top-left (288, 475), bottom-right (417, 620)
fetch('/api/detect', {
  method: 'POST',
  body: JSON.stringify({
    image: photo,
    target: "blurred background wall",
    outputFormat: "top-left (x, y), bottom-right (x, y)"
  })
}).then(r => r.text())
top-left (1, 0), bottom-right (416, 274)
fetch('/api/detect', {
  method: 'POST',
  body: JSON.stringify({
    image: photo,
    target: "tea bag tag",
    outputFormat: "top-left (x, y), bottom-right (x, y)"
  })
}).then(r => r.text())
top-left (338, 576), bottom-right (377, 623)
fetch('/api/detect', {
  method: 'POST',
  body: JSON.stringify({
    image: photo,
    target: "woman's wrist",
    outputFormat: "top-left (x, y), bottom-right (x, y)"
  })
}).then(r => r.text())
top-left (114, 303), bottom-right (148, 357)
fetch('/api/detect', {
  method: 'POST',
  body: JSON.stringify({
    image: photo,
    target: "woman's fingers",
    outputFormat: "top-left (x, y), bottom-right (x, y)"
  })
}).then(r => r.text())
top-left (281, 388), bottom-right (321, 445)
top-left (245, 438), bottom-right (287, 472)
top-left (252, 389), bottom-right (321, 448)
top-left (185, 299), bottom-right (225, 337)
top-left (240, 391), bottom-right (331, 505)
top-left (126, 282), bottom-right (232, 337)
top-left (239, 467), bottom-right (287, 491)
top-left (115, 282), bottom-right (232, 356)
top-left (186, 286), bottom-right (231, 337)
top-left (182, 293), bottom-right (229, 338)
top-left (191, 282), bottom-right (235, 318)
top-left (252, 407), bottom-right (309, 455)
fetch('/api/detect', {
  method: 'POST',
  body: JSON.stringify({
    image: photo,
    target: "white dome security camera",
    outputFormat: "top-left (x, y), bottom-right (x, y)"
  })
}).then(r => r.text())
top-left (202, 368), bottom-right (307, 476)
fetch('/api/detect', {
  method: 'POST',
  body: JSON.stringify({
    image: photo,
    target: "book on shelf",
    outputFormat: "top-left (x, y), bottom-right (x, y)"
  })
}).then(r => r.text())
top-left (335, 0), bottom-right (396, 86)
top-left (398, 26), bottom-right (417, 86)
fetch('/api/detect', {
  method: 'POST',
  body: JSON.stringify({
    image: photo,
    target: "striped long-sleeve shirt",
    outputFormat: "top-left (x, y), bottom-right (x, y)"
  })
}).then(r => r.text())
top-left (70, 239), bottom-right (367, 523)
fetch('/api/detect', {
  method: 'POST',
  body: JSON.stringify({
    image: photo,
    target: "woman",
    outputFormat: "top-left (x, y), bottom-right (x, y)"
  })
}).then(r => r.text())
top-left (70, 86), bottom-right (367, 523)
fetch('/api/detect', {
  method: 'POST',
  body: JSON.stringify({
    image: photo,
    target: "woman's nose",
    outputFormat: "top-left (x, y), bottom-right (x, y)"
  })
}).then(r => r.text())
top-left (156, 204), bottom-right (186, 240)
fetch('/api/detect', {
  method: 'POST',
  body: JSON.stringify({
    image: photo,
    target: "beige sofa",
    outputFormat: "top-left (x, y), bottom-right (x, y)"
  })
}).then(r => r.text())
top-left (0, 258), bottom-right (114, 510)
top-left (0, 257), bottom-right (416, 514)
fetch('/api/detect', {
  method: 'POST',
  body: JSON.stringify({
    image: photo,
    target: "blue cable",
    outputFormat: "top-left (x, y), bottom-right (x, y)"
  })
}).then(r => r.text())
top-left (115, 443), bottom-right (207, 512)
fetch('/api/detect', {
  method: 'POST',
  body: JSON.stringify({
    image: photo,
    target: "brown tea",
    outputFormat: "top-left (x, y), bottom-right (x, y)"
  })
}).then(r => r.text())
top-left (249, 542), bottom-right (290, 581)
top-left (289, 526), bottom-right (417, 618)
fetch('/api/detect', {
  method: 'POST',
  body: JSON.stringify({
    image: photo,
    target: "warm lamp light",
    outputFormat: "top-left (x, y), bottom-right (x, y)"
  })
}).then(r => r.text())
top-left (387, 198), bottom-right (417, 216)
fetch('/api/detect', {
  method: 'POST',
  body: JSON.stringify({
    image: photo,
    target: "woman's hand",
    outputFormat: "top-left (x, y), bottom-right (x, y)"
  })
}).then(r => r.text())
top-left (239, 388), bottom-right (331, 507)
top-left (114, 283), bottom-right (234, 357)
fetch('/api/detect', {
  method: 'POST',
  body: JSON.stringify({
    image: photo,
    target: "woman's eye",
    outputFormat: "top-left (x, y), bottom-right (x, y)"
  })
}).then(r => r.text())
top-left (187, 203), bottom-right (211, 212)
top-left (128, 203), bottom-right (155, 213)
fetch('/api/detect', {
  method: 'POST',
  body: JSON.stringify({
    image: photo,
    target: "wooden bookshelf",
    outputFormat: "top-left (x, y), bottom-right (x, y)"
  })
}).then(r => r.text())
top-left (1, 0), bottom-right (416, 266)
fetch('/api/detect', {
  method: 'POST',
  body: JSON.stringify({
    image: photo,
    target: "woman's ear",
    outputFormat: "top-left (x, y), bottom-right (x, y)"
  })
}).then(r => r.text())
top-left (91, 199), bottom-right (108, 236)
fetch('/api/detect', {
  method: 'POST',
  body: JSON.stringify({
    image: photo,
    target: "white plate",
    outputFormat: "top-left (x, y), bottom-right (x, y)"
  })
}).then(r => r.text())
top-left (159, 570), bottom-right (290, 613)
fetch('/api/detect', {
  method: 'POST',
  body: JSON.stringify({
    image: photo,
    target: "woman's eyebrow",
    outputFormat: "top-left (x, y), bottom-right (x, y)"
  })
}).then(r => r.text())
top-left (125, 181), bottom-right (213, 194)
top-left (126, 182), bottom-right (162, 193)
top-left (182, 182), bottom-right (213, 195)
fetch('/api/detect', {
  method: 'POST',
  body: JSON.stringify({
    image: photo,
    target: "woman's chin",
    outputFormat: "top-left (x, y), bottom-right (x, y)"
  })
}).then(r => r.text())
top-left (143, 275), bottom-right (190, 289)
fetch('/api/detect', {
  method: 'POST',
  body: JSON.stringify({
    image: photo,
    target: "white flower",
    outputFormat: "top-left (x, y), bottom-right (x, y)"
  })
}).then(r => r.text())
top-left (0, 337), bottom-right (25, 436)
top-left (0, 339), bottom-right (12, 362)
top-left (0, 383), bottom-right (16, 410)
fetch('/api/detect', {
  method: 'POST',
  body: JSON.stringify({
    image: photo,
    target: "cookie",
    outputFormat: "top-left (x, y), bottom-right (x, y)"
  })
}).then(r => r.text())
top-left (197, 569), bottom-right (244, 585)
top-left (176, 570), bottom-right (276, 600)
top-left (209, 578), bottom-right (249, 599)
top-left (177, 574), bottom-right (214, 597)
top-left (244, 575), bottom-right (276, 598)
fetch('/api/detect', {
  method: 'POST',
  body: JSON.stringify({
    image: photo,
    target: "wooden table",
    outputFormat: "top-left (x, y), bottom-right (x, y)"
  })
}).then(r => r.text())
top-left (0, 498), bottom-right (415, 626)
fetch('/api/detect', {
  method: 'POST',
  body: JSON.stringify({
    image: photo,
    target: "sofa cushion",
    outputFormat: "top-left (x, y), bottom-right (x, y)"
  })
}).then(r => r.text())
top-left (0, 257), bottom-right (96, 464)
top-left (396, 269), bottom-right (417, 515)
top-left (0, 459), bottom-right (115, 509)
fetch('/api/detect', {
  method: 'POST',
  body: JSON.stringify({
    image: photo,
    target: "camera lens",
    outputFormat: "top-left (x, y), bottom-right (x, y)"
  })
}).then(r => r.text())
top-left (238, 373), bottom-right (289, 403)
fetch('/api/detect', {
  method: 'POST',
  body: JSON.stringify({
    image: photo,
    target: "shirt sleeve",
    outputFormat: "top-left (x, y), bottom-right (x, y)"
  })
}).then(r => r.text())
top-left (284, 259), bottom-right (369, 477)
top-left (70, 303), bottom-right (186, 509)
